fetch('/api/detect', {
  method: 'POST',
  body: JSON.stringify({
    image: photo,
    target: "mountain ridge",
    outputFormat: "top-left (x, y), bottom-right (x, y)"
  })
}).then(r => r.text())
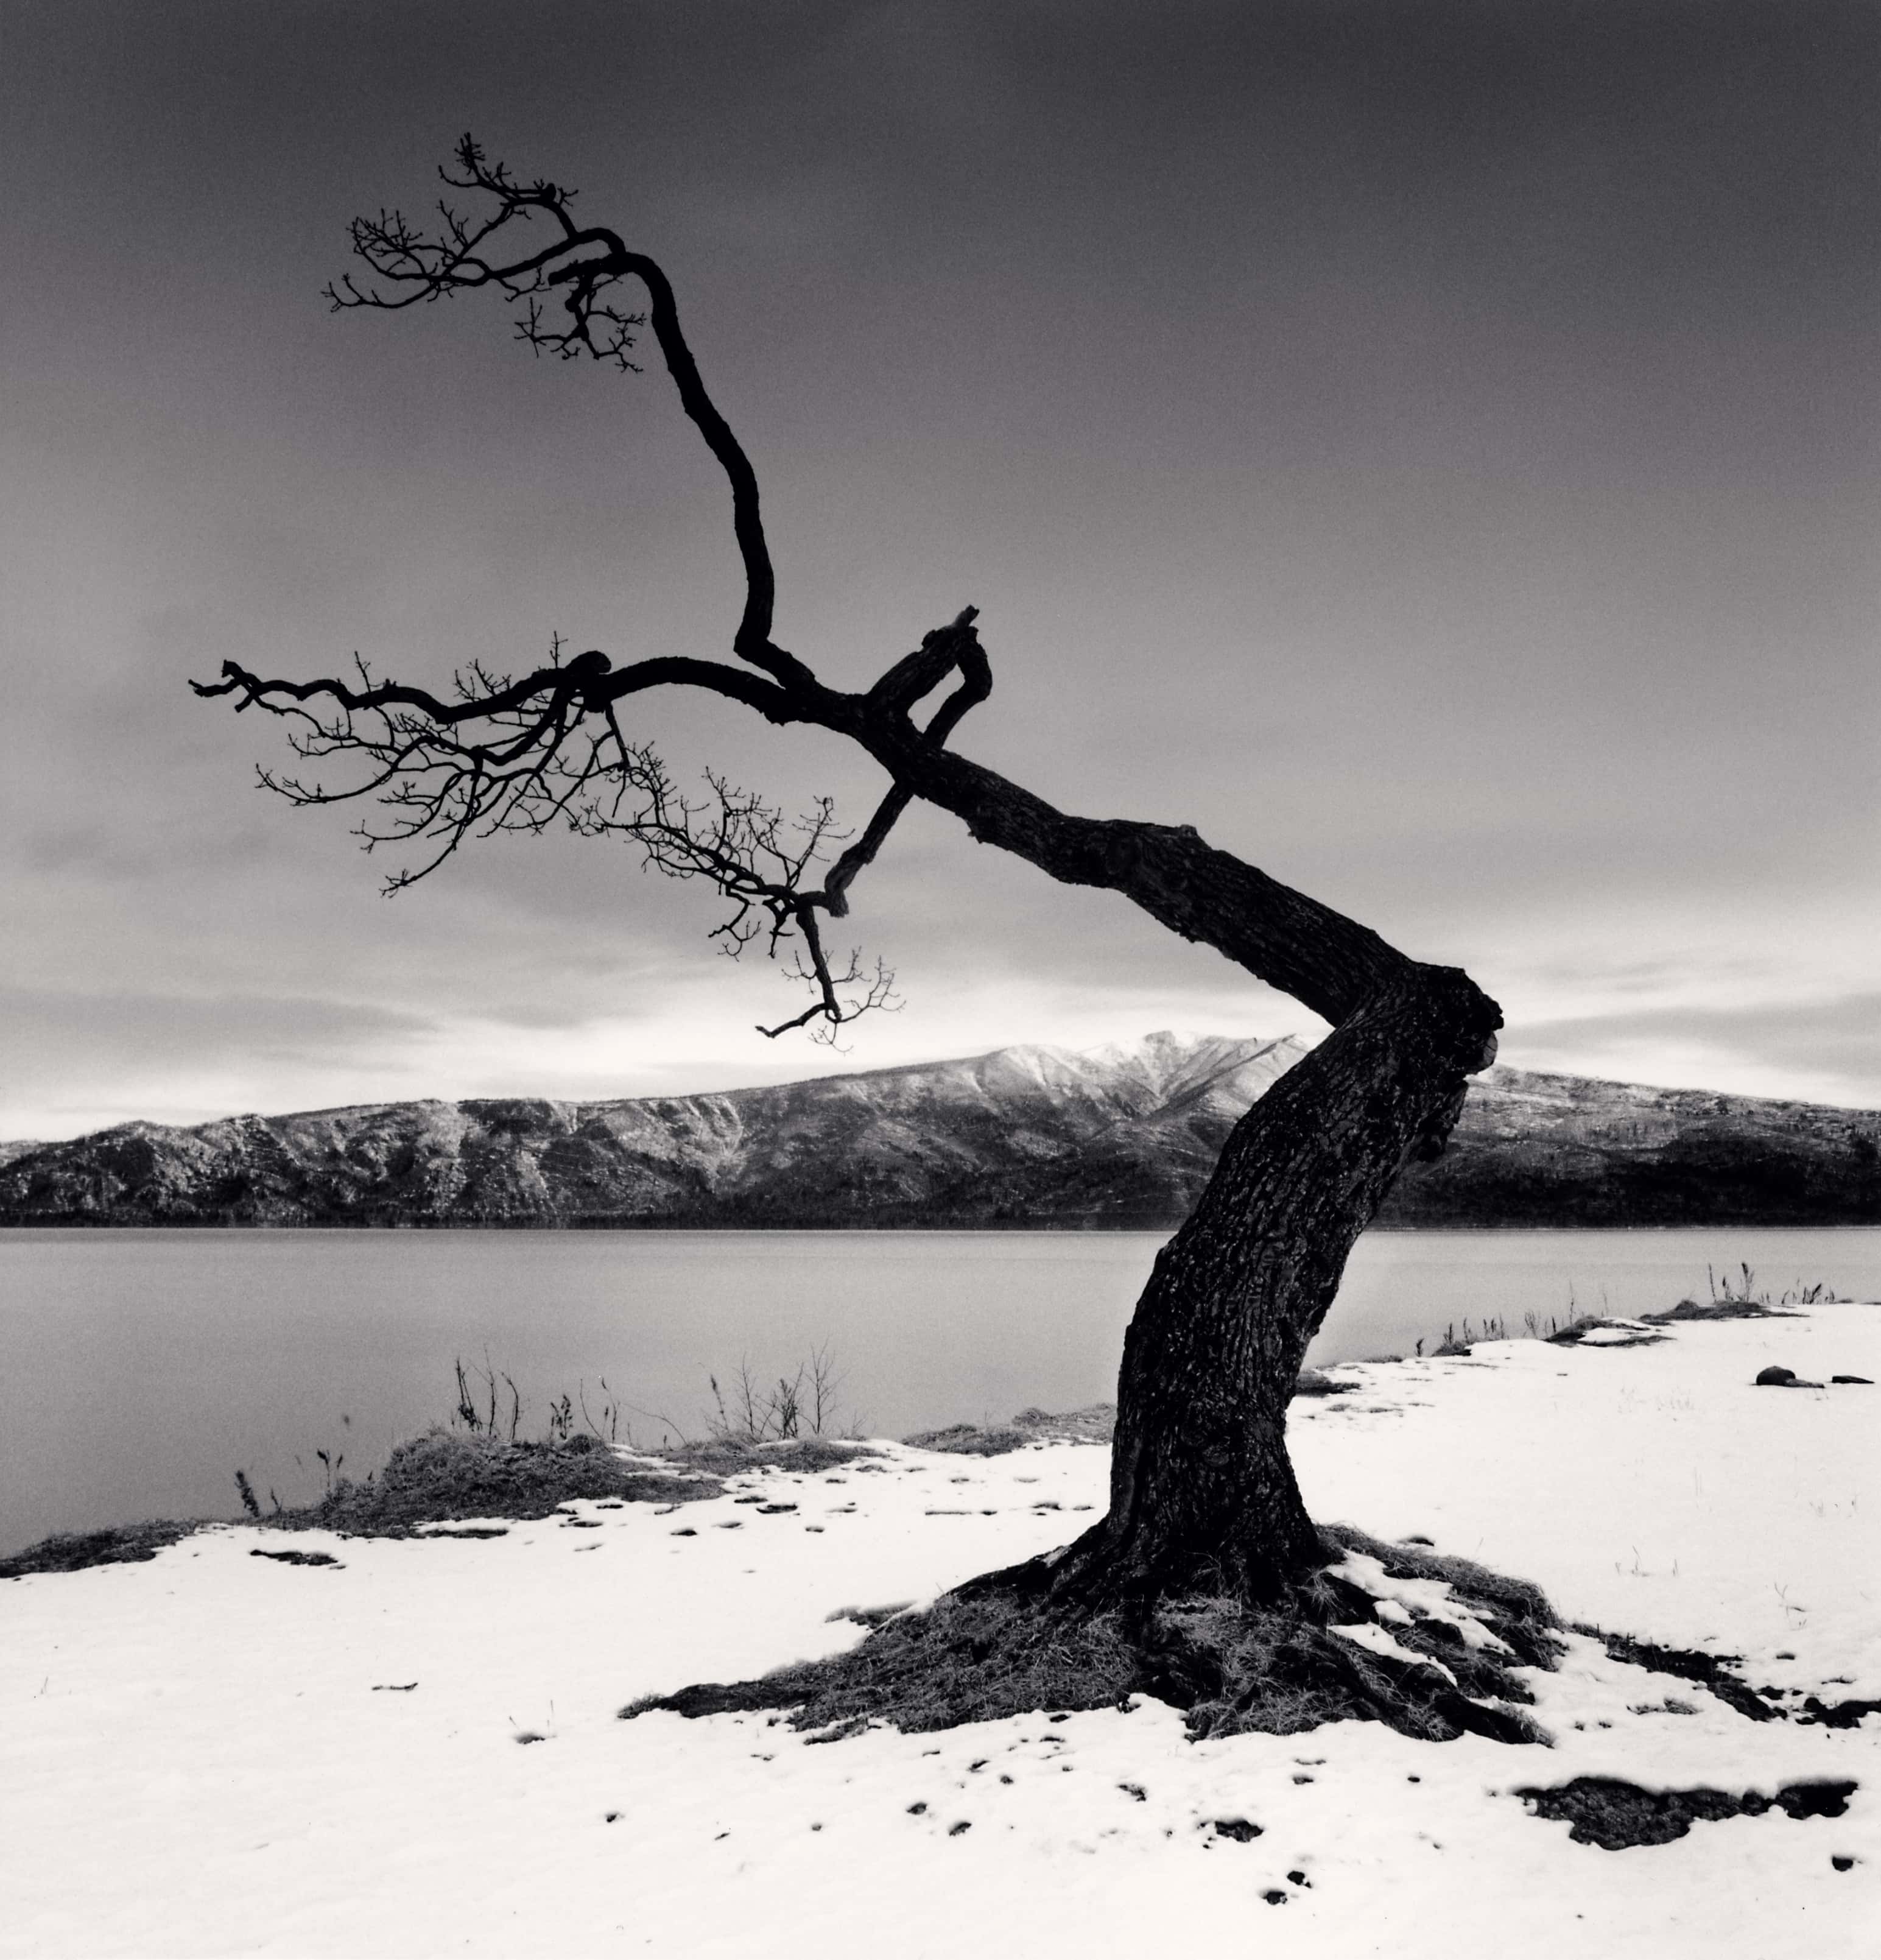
top-left (2, 1031), bottom-right (1877, 1229)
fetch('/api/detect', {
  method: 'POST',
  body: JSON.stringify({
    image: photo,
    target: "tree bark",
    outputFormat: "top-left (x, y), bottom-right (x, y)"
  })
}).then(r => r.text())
top-left (1061, 968), bottom-right (1498, 1604)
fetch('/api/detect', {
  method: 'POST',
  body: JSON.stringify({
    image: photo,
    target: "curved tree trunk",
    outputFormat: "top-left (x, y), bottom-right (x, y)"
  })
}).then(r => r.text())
top-left (1063, 967), bottom-right (1497, 1604)
top-left (847, 639), bottom-right (1504, 1607)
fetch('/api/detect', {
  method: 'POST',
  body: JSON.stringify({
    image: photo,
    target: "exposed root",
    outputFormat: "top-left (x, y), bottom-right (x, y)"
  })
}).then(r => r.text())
top-left (623, 1523), bottom-right (1562, 1746)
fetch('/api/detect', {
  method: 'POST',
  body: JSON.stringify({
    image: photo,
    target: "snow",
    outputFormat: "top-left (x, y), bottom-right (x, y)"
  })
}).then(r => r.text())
top-left (3, 1305), bottom-right (1876, 1958)
top-left (1331, 1551), bottom-right (1512, 1652)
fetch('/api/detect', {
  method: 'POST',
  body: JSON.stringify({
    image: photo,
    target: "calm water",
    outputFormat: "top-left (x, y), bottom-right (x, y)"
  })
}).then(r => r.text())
top-left (2, 1226), bottom-right (1876, 1554)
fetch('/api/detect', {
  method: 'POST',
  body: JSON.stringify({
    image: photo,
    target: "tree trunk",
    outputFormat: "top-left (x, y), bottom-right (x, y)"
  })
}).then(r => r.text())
top-left (853, 642), bottom-right (1503, 1607)
top-left (1055, 965), bottom-right (1499, 1605)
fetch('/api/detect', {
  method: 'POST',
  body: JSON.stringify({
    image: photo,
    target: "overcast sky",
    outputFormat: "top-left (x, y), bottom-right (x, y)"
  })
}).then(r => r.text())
top-left (3, 0), bottom-right (1876, 1139)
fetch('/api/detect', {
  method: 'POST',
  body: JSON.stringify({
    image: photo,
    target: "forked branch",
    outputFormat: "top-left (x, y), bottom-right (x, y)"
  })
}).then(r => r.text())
top-left (200, 640), bottom-right (907, 1037)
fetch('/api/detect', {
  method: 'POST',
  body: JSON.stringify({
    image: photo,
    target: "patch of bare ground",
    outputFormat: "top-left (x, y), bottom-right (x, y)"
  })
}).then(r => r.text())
top-left (622, 1522), bottom-right (1561, 1747)
top-left (1586, 1629), bottom-right (1779, 1723)
top-left (1517, 1775), bottom-right (1857, 1849)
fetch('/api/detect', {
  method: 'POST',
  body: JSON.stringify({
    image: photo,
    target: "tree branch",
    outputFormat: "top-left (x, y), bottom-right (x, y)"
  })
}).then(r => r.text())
top-left (199, 137), bottom-right (1496, 1063)
top-left (322, 134), bottom-right (817, 695)
top-left (191, 648), bottom-right (803, 728)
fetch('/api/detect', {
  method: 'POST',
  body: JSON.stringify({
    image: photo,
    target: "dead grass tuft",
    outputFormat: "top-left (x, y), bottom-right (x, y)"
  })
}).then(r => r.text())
top-left (1643, 1298), bottom-right (1797, 1324)
top-left (0, 1519), bottom-right (197, 1580)
top-left (280, 1429), bottom-right (721, 1534)
top-left (900, 1423), bottom-right (1030, 1456)
top-left (902, 1404), bottom-right (1117, 1456)
top-left (659, 1436), bottom-right (881, 1476)
top-left (1011, 1405), bottom-right (1116, 1444)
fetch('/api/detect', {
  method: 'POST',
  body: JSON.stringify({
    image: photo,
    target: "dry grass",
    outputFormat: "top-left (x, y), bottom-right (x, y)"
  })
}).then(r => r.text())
top-left (624, 1589), bottom-right (1144, 1736)
top-left (1320, 1523), bottom-right (1561, 1660)
top-left (902, 1404), bottom-right (1117, 1456)
top-left (1643, 1298), bottom-right (1798, 1325)
top-left (0, 1520), bottom-right (197, 1580)
top-left (899, 1423), bottom-right (1031, 1456)
top-left (281, 1429), bottom-right (721, 1534)
top-left (658, 1436), bottom-right (882, 1476)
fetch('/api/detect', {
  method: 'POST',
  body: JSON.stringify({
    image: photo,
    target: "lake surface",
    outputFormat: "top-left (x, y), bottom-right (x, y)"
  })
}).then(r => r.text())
top-left (3, 1225), bottom-right (1876, 1554)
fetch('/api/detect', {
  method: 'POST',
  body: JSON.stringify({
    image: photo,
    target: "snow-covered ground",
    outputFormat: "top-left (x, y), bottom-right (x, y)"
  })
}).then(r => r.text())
top-left (3, 1305), bottom-right (1875, 1958)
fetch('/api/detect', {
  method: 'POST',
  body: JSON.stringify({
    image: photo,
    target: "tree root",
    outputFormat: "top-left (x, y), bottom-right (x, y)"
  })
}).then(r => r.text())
top-left (622, 1523), bottom-right (1562, 1746)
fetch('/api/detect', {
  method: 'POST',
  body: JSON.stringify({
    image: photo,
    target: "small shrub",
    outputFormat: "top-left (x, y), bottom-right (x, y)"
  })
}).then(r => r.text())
top-left (705, 1345), bottom-right (853, 1445)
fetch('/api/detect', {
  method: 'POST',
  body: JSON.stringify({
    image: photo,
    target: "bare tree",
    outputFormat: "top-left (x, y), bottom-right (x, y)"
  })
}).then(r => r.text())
top-left (197, 140), bottom-right (1548, 1738)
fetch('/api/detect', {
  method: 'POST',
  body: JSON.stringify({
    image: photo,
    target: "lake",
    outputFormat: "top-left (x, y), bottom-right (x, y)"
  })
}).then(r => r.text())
top-left (3, 1225), bottom-right (1876, 1554)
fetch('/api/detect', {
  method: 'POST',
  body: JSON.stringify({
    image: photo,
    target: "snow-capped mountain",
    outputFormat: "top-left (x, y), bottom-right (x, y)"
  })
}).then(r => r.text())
top-left (2, 1031), bottom-right (1876, 1227)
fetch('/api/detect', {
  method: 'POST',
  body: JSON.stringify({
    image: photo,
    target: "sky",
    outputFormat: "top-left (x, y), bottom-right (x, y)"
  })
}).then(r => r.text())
top-left (2, 0), bottom-right (1876, 1140)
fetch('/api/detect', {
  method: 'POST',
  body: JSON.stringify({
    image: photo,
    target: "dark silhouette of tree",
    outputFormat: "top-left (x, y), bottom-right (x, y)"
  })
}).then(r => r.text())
top-left (197, 139), bottom-right (1553, 1740)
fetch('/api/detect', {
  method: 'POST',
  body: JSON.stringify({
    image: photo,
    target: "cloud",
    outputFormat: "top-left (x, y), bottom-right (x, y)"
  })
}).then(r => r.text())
top-left (1505, 992), bottom-right (1881, 1110)
top-left (0, 989), bottom-right (438, 1138)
